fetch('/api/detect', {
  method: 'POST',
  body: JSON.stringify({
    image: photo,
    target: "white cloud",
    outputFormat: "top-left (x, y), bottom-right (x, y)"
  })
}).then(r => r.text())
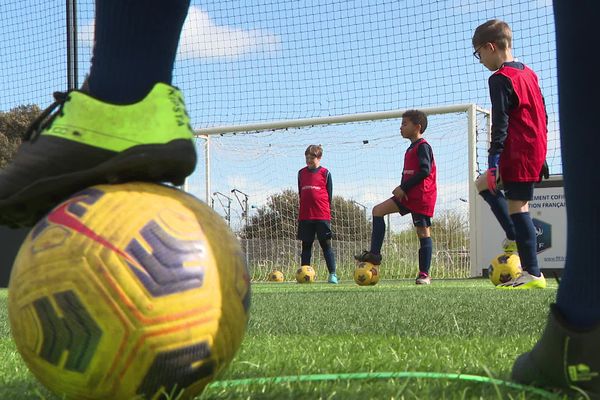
top-left (179, 6), bottom-right (281, 60)
top-left (77, 6), bottom-right (282, 61)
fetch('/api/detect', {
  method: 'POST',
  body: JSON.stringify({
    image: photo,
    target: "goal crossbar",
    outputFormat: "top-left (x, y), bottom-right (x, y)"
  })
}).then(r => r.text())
top-left (194, 104), bottom-right (486, 136)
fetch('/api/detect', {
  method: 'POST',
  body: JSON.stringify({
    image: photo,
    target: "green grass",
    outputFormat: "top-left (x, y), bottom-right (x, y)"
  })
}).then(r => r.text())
top-left (0, 280), bottom-right (578, 399)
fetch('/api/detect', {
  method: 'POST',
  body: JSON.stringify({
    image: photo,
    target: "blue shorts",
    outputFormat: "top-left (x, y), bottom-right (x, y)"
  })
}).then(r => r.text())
top-left (502, 181), bottom-right (535, 201)
top-left (391, 197), bottom-right (432, 227)
top-left (297, 220), bottom-right (333, 242)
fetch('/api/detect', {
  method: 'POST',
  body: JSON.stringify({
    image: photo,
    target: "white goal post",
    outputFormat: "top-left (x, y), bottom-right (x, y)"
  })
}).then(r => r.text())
top-left (187, 104), bottom-right (491, 281)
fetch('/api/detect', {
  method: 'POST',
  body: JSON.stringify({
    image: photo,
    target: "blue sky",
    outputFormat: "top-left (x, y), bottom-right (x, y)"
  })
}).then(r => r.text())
top-left (0, 1), bottom-right (558, 230)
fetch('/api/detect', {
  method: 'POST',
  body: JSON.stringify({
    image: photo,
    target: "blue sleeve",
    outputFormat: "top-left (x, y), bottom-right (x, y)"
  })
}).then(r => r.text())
top-left (488, 73), bottom-right (514, 156)
top-left (326, 171), bottom-right (333, 205)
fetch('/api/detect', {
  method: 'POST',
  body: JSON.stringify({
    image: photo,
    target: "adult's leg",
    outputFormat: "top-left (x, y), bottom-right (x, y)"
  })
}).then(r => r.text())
top-left (0, 0), bottom-right (195, 228)
top-left (511, 2), bottom-right (600, 396)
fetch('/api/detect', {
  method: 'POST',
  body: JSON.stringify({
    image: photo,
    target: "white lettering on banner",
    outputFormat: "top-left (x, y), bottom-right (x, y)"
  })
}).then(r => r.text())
top-left (543, 255), bottom-right (565, 262)
top-left (532, 194), bottom-right (565, 201)
top-left (530, 202), bottom-right (565, 209)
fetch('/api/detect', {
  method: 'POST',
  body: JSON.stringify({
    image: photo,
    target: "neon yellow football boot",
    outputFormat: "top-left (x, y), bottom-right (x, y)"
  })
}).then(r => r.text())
top-left (0, 83), bottom-right (196, 227)
top-left (496, 271), bottom-right (547, 289)
top-left (502, 238), bottom-right (518, 254)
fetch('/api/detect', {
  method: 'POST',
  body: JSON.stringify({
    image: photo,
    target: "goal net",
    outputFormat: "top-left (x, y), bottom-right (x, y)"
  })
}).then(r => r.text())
top-left (186, 105), bottom-right (490, 281)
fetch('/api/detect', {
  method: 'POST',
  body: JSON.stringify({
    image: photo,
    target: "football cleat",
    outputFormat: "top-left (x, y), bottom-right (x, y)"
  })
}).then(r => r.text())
top-left (497, 271), bottom-right (546, 289)
top-left (327, 273), bottom-right (339, 284)
top-left (502, 238), bottom-right (518, 254)
top-left (354, 250), bottom-right (382, 265)
top-left (0, 83), bottom-right (196, 227)
top-left (415, 272), bottom-right (431, 285)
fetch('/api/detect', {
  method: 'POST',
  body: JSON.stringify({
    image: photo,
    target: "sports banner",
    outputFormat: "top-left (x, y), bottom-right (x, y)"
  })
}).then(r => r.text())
top-left (475, 175), bottom-right (566, 276)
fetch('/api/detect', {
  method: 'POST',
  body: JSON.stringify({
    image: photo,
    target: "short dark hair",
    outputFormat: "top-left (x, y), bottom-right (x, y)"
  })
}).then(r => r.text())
top-left (402, 109), bottom-right (428, 133)
top-left (472, 19), bottom-right (512, 50)
top-left (304, 144), bottom-right (323, 158)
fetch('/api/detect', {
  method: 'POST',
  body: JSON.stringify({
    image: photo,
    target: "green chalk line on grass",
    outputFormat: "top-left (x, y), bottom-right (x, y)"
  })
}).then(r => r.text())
top-left (208, 371), bottom-right (560, 398)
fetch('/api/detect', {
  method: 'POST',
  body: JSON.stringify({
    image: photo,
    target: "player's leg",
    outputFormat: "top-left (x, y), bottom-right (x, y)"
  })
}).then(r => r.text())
top-left (89, 0), bottom-right (189, 104)
top-left (298, 220), bottom-right (317, 266)
top-left (512, 1), bottom-right (600, 396)
top-left (0, 0), bottom-right (195, 228)
top-left (497, 186), bottom-right (546, 289)
top-left (354, 198), bottom-right (400, 265)
top-left (414, 218), bottom-right (432, 285)
top-left (315, 221), bottom-right (337, 283)
top-left (300, 241), bottom-right (314, 266)
top-left (318, 239), bottom-right (338, 283)
top-left (476, 172), bottom-right (517, 253)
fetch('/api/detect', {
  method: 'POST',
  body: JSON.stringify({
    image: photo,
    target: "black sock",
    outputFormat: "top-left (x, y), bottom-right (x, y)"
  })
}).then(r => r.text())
top-left (553, 0), bottom-right (600, 329)
top-left (370, 216), bottom-right (385, 254)
top-left (510, 212), bottom-right (540, 277)
top-left (319, 239), bottom-right (336, 274)
top-left (300, 241), bottom-right (313, 265)
top-left (88, 0), bottom-right (190, 104)
top-left (418, 237), bottom-right (433, 274)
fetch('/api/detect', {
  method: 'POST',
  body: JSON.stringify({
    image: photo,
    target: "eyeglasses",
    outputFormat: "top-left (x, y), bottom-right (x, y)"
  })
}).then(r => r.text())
top-left (473, 44), bottom-right (485, 60)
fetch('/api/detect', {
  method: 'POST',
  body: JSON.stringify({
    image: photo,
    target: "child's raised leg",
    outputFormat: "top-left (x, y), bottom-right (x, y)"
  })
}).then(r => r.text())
top-left (355, 198), bottom-right (398, 265)
top-left (476, 172), bottom-right (517, 252)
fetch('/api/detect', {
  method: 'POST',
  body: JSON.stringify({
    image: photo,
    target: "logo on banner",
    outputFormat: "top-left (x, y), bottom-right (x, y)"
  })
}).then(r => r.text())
top-left (532, 218), bottom-right (552, 253)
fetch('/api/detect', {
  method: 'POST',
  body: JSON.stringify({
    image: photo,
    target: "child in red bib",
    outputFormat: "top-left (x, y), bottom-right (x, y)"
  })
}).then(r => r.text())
top-left (355, 110), bottom-right (437, 285)
top-left (297, 145), bottom-right (337, 284)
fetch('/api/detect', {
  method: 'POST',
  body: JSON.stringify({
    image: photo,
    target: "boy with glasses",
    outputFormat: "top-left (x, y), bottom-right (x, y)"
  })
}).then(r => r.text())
top-left (472, 19), bottom-right (548, 289)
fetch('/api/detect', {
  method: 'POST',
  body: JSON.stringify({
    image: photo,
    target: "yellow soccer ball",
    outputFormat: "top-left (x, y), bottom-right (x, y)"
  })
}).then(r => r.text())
top-left (295, 265), bottom-right (316, 283)
top-left (354, 262), bottom-right (380, 286)
top-left (8, 182), bottom-right (251, 400)
top-left (488, 253), bottom-right (522, 286)
top-left (369, 265), bottom-right (380, 285)
top-left (268, 270), bottom-right (285, 282)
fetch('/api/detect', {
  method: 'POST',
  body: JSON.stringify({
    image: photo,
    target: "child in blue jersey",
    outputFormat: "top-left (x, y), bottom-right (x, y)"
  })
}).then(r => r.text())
top-left (355, 110), bottom-right (437, 285)
top-left (472, 19), bottom-right (548, 289)
top-left (297, 145), bottom-right (337, 284)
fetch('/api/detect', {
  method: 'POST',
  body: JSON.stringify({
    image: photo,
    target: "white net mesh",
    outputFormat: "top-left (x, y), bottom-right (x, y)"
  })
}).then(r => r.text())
top-left (187, 107), bottom-right (490, 281)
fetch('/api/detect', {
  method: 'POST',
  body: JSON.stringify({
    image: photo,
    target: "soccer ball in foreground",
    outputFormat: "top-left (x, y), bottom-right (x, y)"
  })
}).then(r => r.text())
top-left (295, 265), bottom-right (316, 283)
top-left (8, 183), bottom-right (251, 400)
top-left (354, 262), bottom-right (380, 286)
top-left (488, 253), bottom-right (522, 286)
top-left (268, 270), bottom-right (285, 282)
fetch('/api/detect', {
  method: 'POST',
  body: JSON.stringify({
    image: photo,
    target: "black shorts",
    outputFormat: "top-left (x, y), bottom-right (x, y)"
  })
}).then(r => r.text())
top-left (297, 220), bottom-right (333, 242)
top-left (503, 181), bottom-right (535, 201)
top-left (390, 197), bottom-right (432, 227)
